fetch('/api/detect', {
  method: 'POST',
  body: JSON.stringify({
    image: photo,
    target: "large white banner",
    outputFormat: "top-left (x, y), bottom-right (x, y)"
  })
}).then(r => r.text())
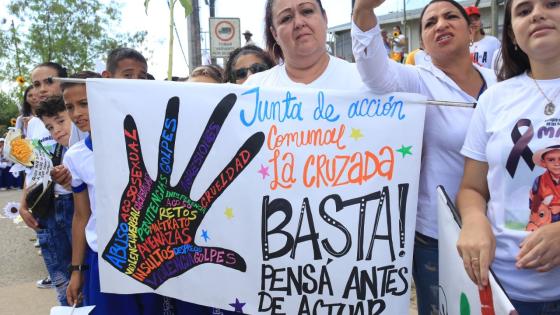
top-left (88, 79), bottom-right (426, 314)
top-left (437, 186), bottom-right (516, 315)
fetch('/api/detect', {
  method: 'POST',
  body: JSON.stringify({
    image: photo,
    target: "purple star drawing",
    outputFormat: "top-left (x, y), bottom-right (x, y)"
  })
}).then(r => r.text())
top-left (229, 298), bottom-right (246, 312)
top-left (257, 164), bottom-right (269, 179)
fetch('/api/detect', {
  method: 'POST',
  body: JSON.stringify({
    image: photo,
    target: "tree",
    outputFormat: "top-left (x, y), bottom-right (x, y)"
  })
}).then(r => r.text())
top-left (144, 0), bottom-right (192, 80)
top-left (0, 90), bottom-right (20, 136)
top-left (0, 0), bottom-right (147, 82)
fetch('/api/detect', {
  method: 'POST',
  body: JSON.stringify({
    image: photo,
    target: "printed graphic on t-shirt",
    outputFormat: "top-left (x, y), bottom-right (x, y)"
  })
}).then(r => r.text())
top-left (505, 117), bottom-right (560, 230)
top-left (528, 142), bottom-right (560, 231)
top-left (470, 51), bottom-right (487, 67)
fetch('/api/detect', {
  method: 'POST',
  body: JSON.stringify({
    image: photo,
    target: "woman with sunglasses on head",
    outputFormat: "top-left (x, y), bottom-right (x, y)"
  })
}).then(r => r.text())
top-left (457, 0), bottom-right (560, 313)
top-left (244, 0), bottom-right (364, 89)
top-left (224, 45), bottom-right (275, 84)
top-left (352, 1), bottom-right (497, 314)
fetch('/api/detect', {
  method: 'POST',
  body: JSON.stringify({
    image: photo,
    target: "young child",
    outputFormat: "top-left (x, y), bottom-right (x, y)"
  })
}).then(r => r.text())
top-left (64, 62), bottom-right (164, 314)
top-left (0, 138), bottom-right (15, 190)
top-left (528, 145), bottom-right (560, 231)
top-left (102, 47), bottom-right (148, 80)
top-left (33, 96), bottom-right (75, 305)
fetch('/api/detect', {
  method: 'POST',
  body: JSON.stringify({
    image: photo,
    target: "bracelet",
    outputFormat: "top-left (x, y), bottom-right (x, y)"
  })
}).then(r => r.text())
top-left (68, 264), bottom-right (89, 273)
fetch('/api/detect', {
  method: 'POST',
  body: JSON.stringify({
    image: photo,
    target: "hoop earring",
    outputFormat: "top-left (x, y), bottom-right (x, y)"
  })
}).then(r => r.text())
top-left (272, 42), bottom-right (281, 58)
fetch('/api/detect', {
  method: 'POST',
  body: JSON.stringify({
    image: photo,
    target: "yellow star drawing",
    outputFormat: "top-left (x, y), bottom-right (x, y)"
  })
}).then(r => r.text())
top-left (224, 207), bottom-right (234, 220)
top-left (350, 128), bottom-right (364, 141)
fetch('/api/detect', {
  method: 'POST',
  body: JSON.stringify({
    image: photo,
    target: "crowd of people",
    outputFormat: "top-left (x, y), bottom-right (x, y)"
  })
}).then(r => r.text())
top-left (2, 0), bottom-right (559, 314)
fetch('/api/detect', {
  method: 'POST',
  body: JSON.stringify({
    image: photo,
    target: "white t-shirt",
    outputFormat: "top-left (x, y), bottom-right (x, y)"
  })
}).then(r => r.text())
top-left (461, 72), bottom-right (560, 302)
top-left (470, 35), bottom-right (501, 69)
top-left (352, 22), bottom-right (497, 238)
top-left (26, 117), bottom-right (71, 195)
top-left (244, 54), bottom-right (366, 91)
top-left (63, 136), bottom-right (98, 252)
top-left (392, 34), bottom-right (407, 53)
top-left (69, 124), bottom-right (89, 147)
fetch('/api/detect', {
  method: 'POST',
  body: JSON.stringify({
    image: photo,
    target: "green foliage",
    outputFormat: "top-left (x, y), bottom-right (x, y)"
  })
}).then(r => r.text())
top-left (178, 0), bottom-right (193, 16)
top-left (0, 90), bottom-right (20, 136)
top-left (145, 0), bottom-right (192, 16)
top-left (0, 0), bottom-right (147, 81)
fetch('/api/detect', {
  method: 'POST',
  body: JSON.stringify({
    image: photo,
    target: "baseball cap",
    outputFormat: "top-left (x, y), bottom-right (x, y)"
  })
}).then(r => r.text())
top-left (465, 6), bottom-right (480, 16)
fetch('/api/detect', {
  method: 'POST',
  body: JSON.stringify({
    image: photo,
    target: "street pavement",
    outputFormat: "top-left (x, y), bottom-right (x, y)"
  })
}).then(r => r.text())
top-left (0, 189), bottom-right (418, 315)
top-left (0, 189), bottom-right (57, 315)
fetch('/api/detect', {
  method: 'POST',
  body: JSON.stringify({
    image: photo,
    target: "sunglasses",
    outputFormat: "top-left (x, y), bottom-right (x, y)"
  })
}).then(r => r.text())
top-left (233, 63), bottom-right (269, 80)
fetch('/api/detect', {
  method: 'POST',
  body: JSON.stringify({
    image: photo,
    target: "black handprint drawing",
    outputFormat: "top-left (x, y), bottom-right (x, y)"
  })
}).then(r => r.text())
top-left (102, 94), bottom-right (265, 289)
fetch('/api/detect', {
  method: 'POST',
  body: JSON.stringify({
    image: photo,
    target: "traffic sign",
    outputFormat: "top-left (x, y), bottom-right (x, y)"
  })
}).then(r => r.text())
top-left (209, 17), bottom-right (241, 58)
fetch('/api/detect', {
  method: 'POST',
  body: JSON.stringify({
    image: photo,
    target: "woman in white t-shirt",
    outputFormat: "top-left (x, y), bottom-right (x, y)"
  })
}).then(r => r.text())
top-left (457, 0), bottom-right (560, 313)
top-left (465, 5), bottom-right (501, 69)
top-left (352, 1), bottom-right (497, 314)
top-left (244, 0), bottom-right (364, 89)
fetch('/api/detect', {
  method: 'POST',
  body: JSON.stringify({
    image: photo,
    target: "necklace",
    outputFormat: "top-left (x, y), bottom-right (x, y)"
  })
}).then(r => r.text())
top-left (531, 75), bottom-right (560, 116)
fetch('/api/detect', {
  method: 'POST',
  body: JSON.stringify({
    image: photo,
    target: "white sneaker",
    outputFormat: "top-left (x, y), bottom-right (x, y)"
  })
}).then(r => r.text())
top-left (36, 276), bottom-right (54, 289)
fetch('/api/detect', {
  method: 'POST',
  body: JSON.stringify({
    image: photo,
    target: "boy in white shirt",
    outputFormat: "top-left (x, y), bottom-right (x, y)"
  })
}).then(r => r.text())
top-left (34, 96), bottom-right (75, 306)
top-left (64, 56), bottom-right (163, 314)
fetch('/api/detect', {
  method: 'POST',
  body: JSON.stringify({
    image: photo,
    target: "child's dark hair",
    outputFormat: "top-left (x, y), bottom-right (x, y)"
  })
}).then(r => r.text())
top-left (33, 62), bottom-right (68, 78)
top-left (224, 45), bottom-right (276, 83)
top-left (36, 96), bottom-right (66, 120)
top-left (61, 71), bottom-right (102, 92)
top-left (106, 47), bottom-right (147, 74)
top-left (21, 85), bottom-right (34, 116)
top-left (190, 64), bottom-right (225, 83)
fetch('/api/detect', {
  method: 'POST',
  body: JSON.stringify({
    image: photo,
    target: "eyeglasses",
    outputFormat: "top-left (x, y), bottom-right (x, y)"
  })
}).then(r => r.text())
top-left (233, 63), bottom-right (269, 80)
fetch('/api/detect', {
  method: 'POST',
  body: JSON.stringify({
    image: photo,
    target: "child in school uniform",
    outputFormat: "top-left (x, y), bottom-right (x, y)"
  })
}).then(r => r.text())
top-left (63, 57), bottom-right (167, 314)
top-left (33, 96), bottom-right (76, 305)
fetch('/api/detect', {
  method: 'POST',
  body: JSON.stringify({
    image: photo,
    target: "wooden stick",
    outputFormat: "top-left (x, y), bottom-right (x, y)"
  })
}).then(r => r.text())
top-left (50, 77), bottom-right (476, 108)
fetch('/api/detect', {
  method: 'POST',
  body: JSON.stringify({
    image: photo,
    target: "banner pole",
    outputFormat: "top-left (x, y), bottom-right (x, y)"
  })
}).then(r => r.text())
top-left (51, 77), bottom-right (476, 108)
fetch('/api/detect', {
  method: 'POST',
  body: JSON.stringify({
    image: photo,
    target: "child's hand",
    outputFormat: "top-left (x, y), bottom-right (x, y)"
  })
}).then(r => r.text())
top-left (19, 206), bottom-right (39, 230)
top-left (51, 165), bottom-right (71, 187)
top-left (102, 95), bottom-right (264, 289)
top-left (66, 272), bottom-right (84, 306)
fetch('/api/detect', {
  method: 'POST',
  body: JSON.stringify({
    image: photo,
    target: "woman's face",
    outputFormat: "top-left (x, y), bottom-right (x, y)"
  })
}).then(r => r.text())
top-left (233, 54), bottom-right (267, 84)
top-left (26, 88), bottom-right (40, 110)
top-left (469, 14), bottom-right (482, 34)
top-left (421, 2), bottom-right (472, 62)
top-left (270, 0), bottom-right (327, 63)
top-left (510, 0), bottom-right (560, 62)
top-left (31, 66), bottom-right (62, 102)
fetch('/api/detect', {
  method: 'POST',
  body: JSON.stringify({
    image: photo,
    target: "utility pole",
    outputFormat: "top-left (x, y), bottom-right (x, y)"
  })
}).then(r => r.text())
top-left (403, 0), bottom-right (408, 52)
top-left (208, 0), bottom-right (216, 64)
top-left (187, 0), bottom-right (202, 71)
top-left (209, 0), bottom-right (215, 17)
top-left (491, 0), bottom-right (499, 36)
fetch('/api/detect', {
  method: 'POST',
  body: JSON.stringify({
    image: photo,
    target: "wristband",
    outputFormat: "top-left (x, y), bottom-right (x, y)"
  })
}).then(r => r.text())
top-left (68, 264), bottom-right (89, 273)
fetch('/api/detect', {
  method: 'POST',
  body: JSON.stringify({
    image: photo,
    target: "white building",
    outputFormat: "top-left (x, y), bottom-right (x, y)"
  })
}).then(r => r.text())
top-left (328, 0), bottom-right (505, 62)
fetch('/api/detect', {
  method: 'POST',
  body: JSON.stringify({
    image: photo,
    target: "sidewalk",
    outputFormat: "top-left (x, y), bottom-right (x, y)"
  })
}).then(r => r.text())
top-left (0, 189), bottom-right (57, 315)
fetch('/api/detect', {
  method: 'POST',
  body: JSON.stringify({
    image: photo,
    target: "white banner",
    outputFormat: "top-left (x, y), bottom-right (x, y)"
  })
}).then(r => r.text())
top-left (437, 186), bottom-right (516, 315)
top-left (88, 79), bottom-right (426, 314)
